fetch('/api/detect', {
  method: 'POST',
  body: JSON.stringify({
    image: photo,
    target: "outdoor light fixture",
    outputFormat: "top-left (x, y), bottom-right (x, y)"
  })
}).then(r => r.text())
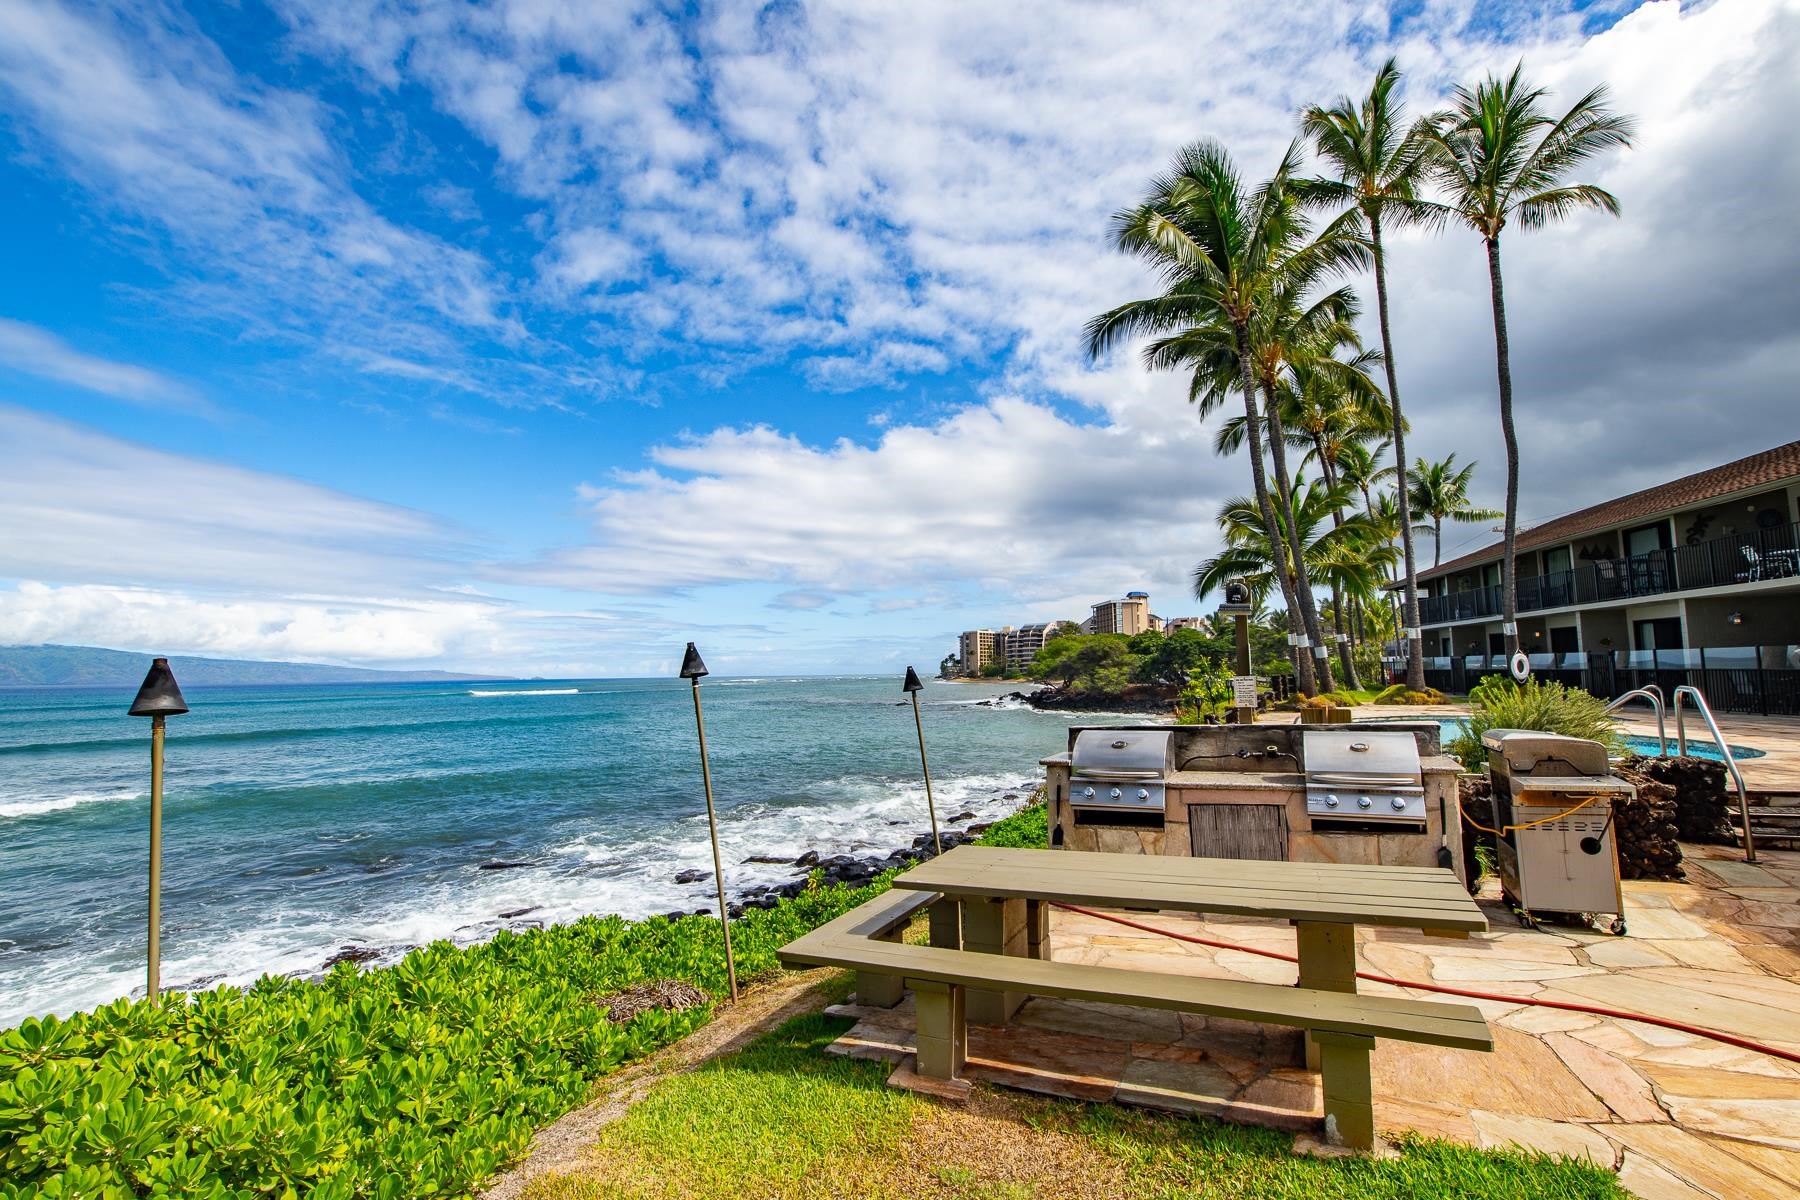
top-left (679, 643), bottom-right (737, 1002)
top-left (902, 667), bottom-right (941, 855)
top-left (1728, 611), bottom-right (1744, 626)
top-left (1219, 577), bottom-right (1256, 724)
top-left (128, 657), bottom-right (188, 1003)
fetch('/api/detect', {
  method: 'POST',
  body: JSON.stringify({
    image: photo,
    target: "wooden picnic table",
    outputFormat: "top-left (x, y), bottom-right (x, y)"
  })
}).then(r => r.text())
top-left (892, 845), bottom-right (1488, 1035)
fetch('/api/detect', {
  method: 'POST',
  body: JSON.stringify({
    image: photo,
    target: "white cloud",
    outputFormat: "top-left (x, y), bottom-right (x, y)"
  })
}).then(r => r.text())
top-left (0, 405), bottom-right (466, 595)
top-left (0, 319), bottom-right (209, 413)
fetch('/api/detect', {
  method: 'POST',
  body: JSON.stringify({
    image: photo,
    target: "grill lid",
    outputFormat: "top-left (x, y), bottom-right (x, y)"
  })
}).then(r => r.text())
top-left (1301, 730), bottom-right (1422, 786)
top-left (1070, 729), bottom-right (1173, 779)
top-left (1481, 729), bottom-right (1611, 778)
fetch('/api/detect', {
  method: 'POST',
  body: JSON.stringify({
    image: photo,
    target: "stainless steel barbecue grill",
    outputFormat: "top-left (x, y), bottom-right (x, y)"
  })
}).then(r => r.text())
top-left (1067, 729), bottom-right (1173, 815)
top-left (1301, 730), bottom-right (1426, 825)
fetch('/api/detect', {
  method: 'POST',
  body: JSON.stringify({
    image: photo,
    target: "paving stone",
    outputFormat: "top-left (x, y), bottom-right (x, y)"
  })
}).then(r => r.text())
top-left (1584, 939), bottom-right (1681, 969)
top-left (1739, 943), bottom-right (1800, 978)
top-left (965, 1023), bottom-right (1126, 1104)
top-left (1470, 1110), bottom-right (1615, 1165)
top-left (1234, 1067), bottom-right (1321, 1118)
top-left (1603, 1123), bottom-right (1796, 1200)
top-left (1636, 1041), bottom-right (1800, 1078)
top-left (1693, 1135), bottom-right (1800, 1189)
top-left (1543, 1031), bottom-right (1666, 1122)
top-left (1499, 1005), bottom-right (1601, 1034)
top-left (887, 1058), bottom-right (971, 1103)
top-left (1615, 1149), bottom-right (1715, 1200)
top-left (1012, 996), bottom-right (1184, 1044)
top-left (1722, 887), bottom-right (1800, 904)
top-left (1636, 1063), bottom-right (1800, 1150)
top-left (1116, 1054), bottom-right (1256, 1120)
top-left (1373, 1027), bottom-right (1609, 1123)
top-left (1375, 1097), bottom-right (1477, 1145)
top-left (1656, 940), bottom-right (1759, 972)
top-left (1617, 909), bottom-right (1714, 940)
top-left (1692, 860), bottom-right (1788, 889)
top-left (1634, 966), bottom-right (1800, 1008)
top-left (1428, 957), bottom-right (1602, 983)
top-left (1540, 972), bottom-right (1799, 1045)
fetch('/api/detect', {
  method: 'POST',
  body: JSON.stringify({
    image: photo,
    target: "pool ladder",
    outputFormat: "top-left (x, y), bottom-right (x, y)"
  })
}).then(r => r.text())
top-left (1605, 683), bottom-right (1754, 863)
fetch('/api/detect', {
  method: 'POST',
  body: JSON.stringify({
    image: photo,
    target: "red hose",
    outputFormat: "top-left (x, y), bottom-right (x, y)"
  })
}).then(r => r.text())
top-left (1050, 901), bottom-right (1800, 1066)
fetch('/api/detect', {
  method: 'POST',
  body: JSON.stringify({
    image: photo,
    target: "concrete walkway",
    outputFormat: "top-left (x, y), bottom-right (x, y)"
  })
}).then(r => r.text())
top-left (824, 843), bottom-right (1800, 1199)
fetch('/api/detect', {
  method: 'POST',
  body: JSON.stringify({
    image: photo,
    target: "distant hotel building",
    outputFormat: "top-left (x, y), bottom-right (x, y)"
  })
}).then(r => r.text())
top-left (1084, 591), bottom-right (1152, 635)
top-left (1003, 622), bottom-right (1063, 672)
top-left (1164, 615), bottom-right (1211, 633)
top-left (958, 629), bottom-right (1000, 675)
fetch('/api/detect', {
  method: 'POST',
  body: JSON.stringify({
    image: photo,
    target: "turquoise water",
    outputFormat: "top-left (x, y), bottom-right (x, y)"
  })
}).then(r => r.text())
top-left (0, 677), bottom-right (1108, 1022)
top-left (1410, 718), bottom-right (1765, 762)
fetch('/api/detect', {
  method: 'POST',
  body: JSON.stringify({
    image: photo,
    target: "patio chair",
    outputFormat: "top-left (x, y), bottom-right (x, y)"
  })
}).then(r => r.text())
top-left (1739, 545), bottom-right (1765, 583)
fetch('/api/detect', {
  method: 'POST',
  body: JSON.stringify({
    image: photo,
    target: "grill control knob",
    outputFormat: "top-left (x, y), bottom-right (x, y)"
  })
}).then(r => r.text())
top-left (1391, 797), bottom-right (1407, 811)
top-left (1136, 789), bottom-right (1149, 800)
top-left (1357, 797), bottom-right (1372, 809)
top-left (1082, 786), bottom-right (1095, 798)
top-left (1324, 794), bottom-right (1339, 808)
top-left (1109, 787), bottom-right (1122, 800)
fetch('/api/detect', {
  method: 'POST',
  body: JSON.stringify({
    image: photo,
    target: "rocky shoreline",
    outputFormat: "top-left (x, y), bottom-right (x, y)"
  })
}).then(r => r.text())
top-left (982, 685), bottom-right (1176, 714)
top-left (258, 788), bottom-right (1039, 991)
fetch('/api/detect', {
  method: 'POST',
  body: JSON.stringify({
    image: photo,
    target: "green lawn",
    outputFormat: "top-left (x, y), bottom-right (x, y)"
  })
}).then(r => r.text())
top-left (522, 1011), bottom-right (1628, 1200)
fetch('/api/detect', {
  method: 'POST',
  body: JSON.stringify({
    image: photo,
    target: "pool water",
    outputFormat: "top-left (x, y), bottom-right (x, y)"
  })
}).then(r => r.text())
top-left (1414, 718), bottom-right (1765, 762)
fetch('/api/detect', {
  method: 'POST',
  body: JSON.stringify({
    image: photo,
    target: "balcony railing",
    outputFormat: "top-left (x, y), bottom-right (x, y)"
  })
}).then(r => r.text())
top-left (1418, 644), bottom-right (1800, 716)
top-left (1417, 519), bottom-right (1800, 625)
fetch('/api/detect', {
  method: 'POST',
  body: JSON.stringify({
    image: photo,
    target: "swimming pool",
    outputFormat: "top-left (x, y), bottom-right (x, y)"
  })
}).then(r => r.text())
top-left (1389, 718), bottom-right (1766, 762)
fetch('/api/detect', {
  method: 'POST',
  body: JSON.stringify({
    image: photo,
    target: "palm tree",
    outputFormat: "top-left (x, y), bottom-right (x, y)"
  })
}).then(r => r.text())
top-left (1303, 57), bottom-right (1444, 692)
top-left (1194, 478), bottom-right (1396, 644)
top-left (1087, 139), bottom-right (1361, 695)
top-left (1408, 454), bottom-right (1503, 568)
top-left (1423, 65), bottom-right (1634, 656)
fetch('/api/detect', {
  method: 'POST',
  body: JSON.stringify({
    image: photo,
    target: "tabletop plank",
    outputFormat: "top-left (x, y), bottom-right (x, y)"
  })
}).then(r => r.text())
top-left (893, 846), bottom-right (1487, 932)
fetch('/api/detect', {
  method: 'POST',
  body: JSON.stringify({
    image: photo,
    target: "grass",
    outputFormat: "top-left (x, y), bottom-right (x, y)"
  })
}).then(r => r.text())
top-left (521, 1013), bottom-right (1629, 1200)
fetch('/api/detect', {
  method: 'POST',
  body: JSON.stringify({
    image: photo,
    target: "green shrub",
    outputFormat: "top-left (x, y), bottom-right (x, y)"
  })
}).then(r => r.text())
top-left (0, 876), bottom-right (893, 1199)
top-left (975, 798), bottom-right (1048, 849)
top-left (1447, 675), bottom-right (1623, 770)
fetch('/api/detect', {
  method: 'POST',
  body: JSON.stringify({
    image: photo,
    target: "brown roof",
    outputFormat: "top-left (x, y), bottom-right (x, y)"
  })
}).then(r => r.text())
top-left (1416, 439), bottom-right (1800, 582)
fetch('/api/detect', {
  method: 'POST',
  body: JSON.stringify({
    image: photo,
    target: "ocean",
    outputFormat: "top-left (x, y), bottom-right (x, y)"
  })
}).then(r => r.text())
top-left (0, 675), bottom-right (1131, 1024)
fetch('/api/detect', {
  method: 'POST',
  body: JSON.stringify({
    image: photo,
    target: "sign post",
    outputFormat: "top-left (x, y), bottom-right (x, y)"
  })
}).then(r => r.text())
top-left (1219, 579), bottom-right (1256, 724)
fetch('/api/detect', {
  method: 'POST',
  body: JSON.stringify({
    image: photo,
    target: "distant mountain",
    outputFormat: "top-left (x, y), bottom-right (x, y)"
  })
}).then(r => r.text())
top-left (0, 645), bottom-right (509, 688)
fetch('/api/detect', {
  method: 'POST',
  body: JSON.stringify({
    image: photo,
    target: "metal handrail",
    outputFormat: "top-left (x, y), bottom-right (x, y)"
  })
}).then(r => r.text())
top-left (1672, 685), bottom-right (1755, 863)
top-left (1605, 685), bottom-right (1666, 756)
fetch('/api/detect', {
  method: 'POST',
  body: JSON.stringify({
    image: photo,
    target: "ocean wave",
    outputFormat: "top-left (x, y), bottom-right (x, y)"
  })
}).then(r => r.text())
top-left (467, 688), bottom-right (581, 697)
top-left (0, 789), bottom-right (140, 821)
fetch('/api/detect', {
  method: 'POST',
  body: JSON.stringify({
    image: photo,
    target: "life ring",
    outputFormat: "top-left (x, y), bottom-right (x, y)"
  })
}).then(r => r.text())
top-left (1509, 651), bottom-right (1532, 682)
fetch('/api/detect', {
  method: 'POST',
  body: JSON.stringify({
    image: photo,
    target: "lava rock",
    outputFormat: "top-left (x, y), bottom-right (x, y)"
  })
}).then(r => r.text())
top-left (478, 860), bottom-right (532, 871)
top-left (743, 855), bottom-right (792, 865)
top-left (498, 906), bottom-right (539, 919)
top-left (674, 869), bottom-right (712, 884)
top-left (794, 850), bottom-right (820, 867)
top-left (323, 946), bottom-right (381, 968)
top-left (948, 811), bottom-right (977, 823)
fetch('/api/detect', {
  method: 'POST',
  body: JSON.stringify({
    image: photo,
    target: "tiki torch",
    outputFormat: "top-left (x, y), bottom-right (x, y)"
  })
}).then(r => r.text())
top-left (128, 657), bottom-right (188, 1003)
top-left (680, 643), bottom-right (738, 1002)
top-left (902, 667), bottom-right (941, 855)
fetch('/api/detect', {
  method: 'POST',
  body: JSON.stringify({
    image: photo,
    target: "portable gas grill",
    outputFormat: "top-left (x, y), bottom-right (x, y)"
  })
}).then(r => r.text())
top-left (1066, 729), bottom-right (1173, 819)
top-left (1301, 730), bottom-right (1427, 827)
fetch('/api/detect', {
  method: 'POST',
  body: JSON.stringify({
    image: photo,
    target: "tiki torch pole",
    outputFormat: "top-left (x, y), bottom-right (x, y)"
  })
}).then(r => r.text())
top-left (129, 657), bottom-right (188, 1003)
top-left (680, 643), bottom-right (737, 1003)
top-left (902, 667), bottom-right (941, 855)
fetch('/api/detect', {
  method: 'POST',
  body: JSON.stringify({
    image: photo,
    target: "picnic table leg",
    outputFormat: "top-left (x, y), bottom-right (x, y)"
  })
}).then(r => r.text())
top-left (962, 896), bottom-right (1027, 1024)
top-left (1293, 921), bottom-right (1357, 1071)
top-left (1312, 1031), bottom-right (1377, 1151)
top-left (928, 897), bottom-right (962, 950)
top-left (910, 978), bottom-right (966, 1080)
top-left (1025, 899), bottom-right (1050, 961)
top-left (857, 922), bottom-right (907, 1008)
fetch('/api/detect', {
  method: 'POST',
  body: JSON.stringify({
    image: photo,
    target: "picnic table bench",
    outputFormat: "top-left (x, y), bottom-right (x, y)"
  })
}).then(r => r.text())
top-left (778, 845), bottom-right (1494, 1150)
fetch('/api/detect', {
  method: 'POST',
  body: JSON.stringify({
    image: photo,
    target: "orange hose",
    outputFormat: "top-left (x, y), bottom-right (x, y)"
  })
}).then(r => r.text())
top-left (1050, 901), bottom-right (1800, 1066)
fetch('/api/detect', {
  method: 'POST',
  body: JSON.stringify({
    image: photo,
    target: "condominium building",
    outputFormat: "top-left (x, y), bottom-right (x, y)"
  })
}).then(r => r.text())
top-left (1085, 591), bottom-right (1152, 636)
top-left (1002, 622), bottom-right (1064, 672)
top-left (1406, 438), bottom-right (1800, 713)
top-left (1164, 616), bottom-right (1211, 633)
top-left (958, 629), bottom-right (1000, 675)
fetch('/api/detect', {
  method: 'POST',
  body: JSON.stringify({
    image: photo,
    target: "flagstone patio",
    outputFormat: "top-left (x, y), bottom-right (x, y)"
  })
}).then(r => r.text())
top-left (823, 842), bottom-right (1800, 1199)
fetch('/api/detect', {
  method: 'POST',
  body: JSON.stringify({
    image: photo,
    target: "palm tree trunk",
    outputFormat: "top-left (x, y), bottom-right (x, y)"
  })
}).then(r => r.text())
top-left (1261, 382), bottom-right (1336, 692)
top-left (1433, 517), bottom-right (1443, 569)
top-left (1372, 213), bottom-right (1427, 692)
top-left (1235, 330), bottom-right (1316, 696)
top-left (1331, 582), bottom-right (1359, 689)
top-left (1486, 234), bottom-right (1521, 659)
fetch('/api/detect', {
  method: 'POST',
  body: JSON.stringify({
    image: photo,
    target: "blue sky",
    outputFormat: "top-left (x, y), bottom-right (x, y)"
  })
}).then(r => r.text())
top-left (2, 0), bottom-right (1795, 676)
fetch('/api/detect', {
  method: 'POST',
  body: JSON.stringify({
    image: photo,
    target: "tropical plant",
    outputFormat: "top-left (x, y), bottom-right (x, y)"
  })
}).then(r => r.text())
top-left (1174, 660), bottom-right (1237, 724)
top-left (1408, 453), bottom-right (1504, 568)
top-left (1303, 57), bottom-right (1444, 692)
top-left (1086, 139), bottom-right (1363, 695)
top-left (1448, 674), bottom-right (1624, 770)
top-left (1423, 66), bottom-right (1634, 656)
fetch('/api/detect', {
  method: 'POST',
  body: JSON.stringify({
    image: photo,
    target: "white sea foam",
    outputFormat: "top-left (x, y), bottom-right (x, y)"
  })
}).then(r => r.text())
top-left (0, 789), bottom-right (140, 821)
top-left (467, 688), bottom-right (581, 697)
top-left (0, 768), bottom-right (1043, 1020)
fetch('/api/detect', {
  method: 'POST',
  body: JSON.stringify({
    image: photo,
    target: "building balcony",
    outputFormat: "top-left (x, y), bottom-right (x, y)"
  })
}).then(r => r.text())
top-left (1417, 519), bottom-right (1800, 627)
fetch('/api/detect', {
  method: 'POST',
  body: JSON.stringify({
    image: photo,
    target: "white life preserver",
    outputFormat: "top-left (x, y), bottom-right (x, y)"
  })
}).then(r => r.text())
top-left (1510, 651), bottom-right (1532, 682)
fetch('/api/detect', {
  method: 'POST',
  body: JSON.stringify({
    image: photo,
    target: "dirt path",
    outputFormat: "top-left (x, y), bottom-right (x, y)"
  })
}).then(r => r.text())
top-left (478, 968), bottom-right (841, 1199)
